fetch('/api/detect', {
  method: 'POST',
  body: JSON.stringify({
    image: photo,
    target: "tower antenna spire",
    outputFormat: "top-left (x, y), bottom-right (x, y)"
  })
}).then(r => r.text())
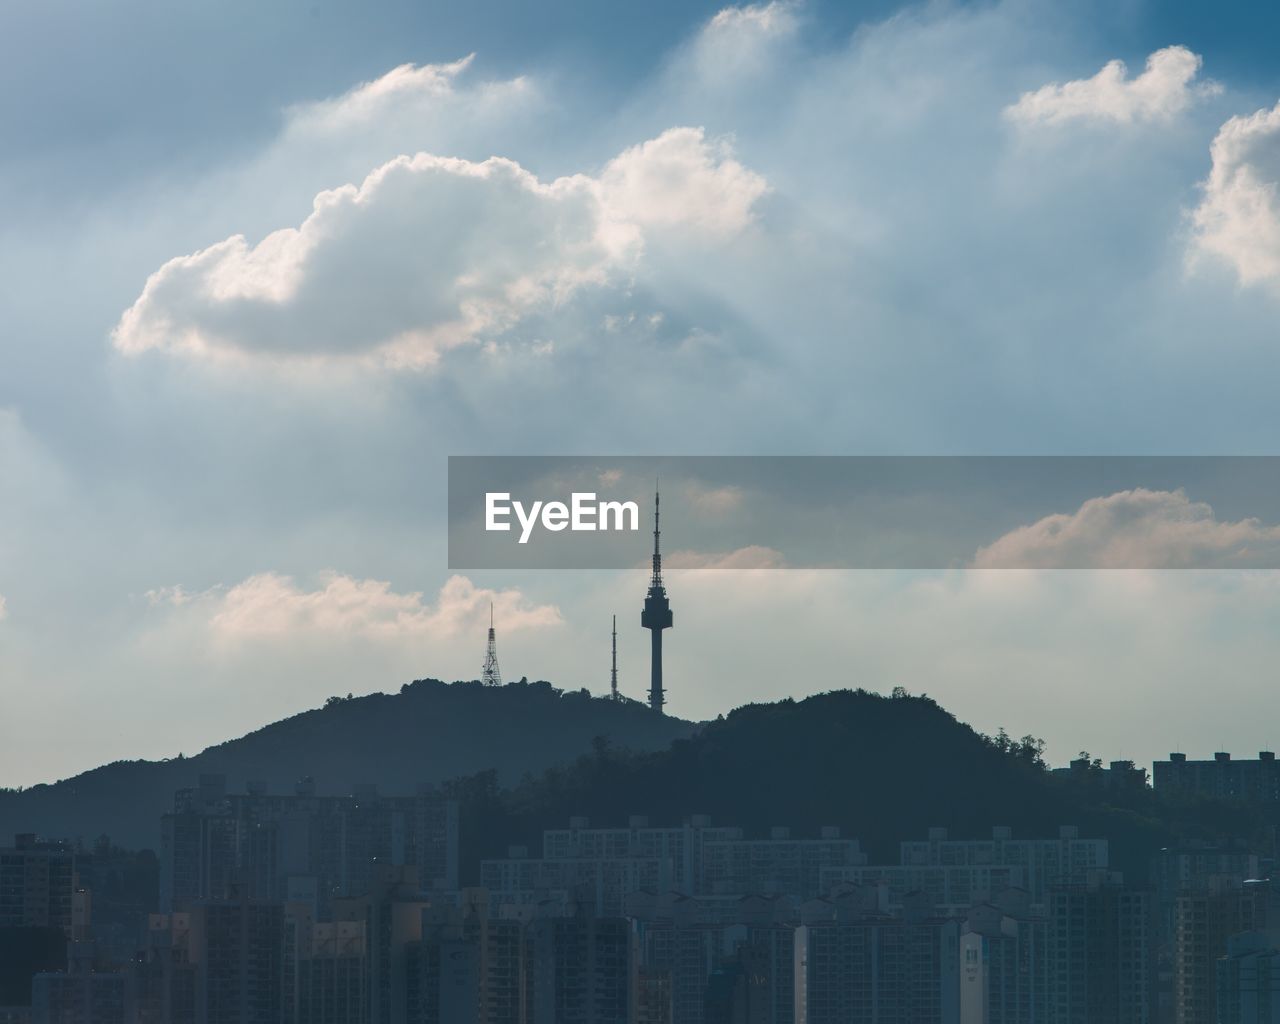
top-left (650, 483), bottom-right (663, 588)
top-left (610, 614), bottom-right (619, 700)
top-left (481, 601), bottom-right (502, 686)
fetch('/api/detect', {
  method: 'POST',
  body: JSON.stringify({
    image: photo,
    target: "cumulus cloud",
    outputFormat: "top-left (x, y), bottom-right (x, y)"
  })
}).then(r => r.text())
top-left (112, 127), bottom-right (766, 370)
top-left (1190, 101), bottom-right (1280, 289)
top-left (1005, 46), bottom-right (1218, 127)
top-left (149, 571), bottom-right (562, 643)
top-left (113, 156), bottom-right (630, 369)
top-left (0, 594), bottom-right (7, 621)
top-left (599, 128), bottom-right (768, 236)
top-left (973, 488), bottom-right (1280, 569)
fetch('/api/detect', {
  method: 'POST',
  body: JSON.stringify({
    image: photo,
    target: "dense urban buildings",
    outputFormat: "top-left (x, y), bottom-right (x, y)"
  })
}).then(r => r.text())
top-left (6, 744), bottom-right (1280, 1021)
top-left (0, 810), bottom-right (1172, 1023)
top-left (158, 775), bottom-right (459, 915)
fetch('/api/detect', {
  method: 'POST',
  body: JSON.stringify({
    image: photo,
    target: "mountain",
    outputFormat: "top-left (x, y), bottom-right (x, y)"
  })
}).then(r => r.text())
top-left (3, 684), bottom-right (1263, 883)
top-left (455, 689), bottom-right (1268, 884)
top-left (0, 678), bottom-right (698, 850)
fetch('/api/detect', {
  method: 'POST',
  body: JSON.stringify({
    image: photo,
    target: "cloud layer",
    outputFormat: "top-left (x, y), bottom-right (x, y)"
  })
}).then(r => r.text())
top-left (13, 1), bottom-right (1280, 787)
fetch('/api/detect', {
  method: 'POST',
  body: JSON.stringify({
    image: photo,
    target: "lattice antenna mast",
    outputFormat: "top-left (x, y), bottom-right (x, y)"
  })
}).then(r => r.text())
top-left (610, 615), bottom-right (619, 700)
top-left (481, 602), bottom-right (502, 686)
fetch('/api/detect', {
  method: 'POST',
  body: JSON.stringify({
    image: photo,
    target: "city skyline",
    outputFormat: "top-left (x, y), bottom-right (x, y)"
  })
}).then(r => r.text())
top-left (5, 683), bottom-right (1280, 1022)
top-left (9, 0), bottom-right (1280, 1018)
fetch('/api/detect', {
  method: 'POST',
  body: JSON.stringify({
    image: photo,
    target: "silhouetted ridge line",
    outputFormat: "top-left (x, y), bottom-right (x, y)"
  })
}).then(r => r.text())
top-left (0, 677), bottom-right (698, 849)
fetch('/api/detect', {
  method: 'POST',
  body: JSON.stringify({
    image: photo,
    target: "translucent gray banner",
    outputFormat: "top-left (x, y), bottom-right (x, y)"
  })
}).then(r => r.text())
top-left (447, 456), bottom-right (1280, 570)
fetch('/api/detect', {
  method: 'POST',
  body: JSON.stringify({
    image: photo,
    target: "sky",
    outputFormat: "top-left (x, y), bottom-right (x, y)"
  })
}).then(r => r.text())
top-left (5, 0), bottom-right (1280, 786)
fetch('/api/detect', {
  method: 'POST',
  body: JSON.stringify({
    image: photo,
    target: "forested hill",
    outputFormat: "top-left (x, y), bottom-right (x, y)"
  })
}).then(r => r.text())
top-left (0, 678), bottom-right (698, 849)
top-left (453, 689), bottom-right (1268, 884)
top-left (2, 684), bottom-right (1263, 882)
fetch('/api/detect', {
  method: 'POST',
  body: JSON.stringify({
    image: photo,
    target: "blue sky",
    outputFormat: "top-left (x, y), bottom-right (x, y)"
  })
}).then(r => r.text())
top-left (5, 0), bottom-right (1280, 786)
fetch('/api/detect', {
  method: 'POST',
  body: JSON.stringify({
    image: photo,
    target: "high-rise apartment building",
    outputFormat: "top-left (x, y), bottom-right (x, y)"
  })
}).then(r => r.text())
top-left (1047, 870), bottom-right (1153, 1024)
top-left (0, 834), bottom-right (78, 936)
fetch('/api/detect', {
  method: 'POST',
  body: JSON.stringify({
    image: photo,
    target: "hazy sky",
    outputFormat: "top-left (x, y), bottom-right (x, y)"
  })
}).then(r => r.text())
top-left (6, 0), bottom-right (1280, 787)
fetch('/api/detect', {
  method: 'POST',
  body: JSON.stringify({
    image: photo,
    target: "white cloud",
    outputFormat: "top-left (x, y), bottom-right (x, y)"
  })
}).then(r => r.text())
top-left (113, 156), bottom-right (629, 369)
top-left (707, 1), bottom-right (797, 36)
top-left (644, 2), bottom-right (802, 126)
top-left (1190, 101), bottom-right (1280, 289)
top-left (258, 55), bottom-right (540, 195)
top-left (972, 488), bottom-right (1280, 569)
top-left (666, 544), bottom-right (786, 569)
top-left (696, 1), bottom-right (801, 79)
top-left (148, 571), bottom-right (562, 644)
top-left (0, 594), bottom-right (7, 621)
top-left (1005, 46), bottom-right (1218, 127)
top-left (112, 128), bottom-right (765, 369)
top-left (238, 56), bottom-right (541, 219)
top-left (684, 481), bottom-right (745, 515)
top-left (600, 127), bottom-right (768, 236)
top-left (283, 56), bottom-right (503, 138)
